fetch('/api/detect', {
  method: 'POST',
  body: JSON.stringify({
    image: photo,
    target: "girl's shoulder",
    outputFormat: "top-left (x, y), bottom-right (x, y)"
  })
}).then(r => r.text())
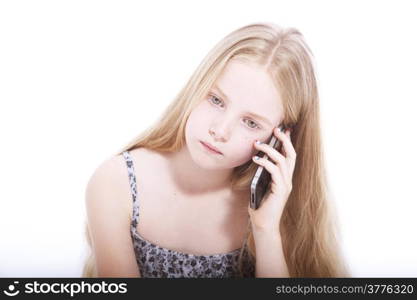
top-left (124, 147), bottom-right (166, 169)
top-left (85, 147), bottom-right (161, 227)
top-left (86, 151), bottom-right (135, 214)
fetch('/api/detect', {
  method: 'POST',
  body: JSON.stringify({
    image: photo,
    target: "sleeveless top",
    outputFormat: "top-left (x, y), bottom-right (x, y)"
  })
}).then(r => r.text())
top-left (122, 150), bottom-right (255, 278)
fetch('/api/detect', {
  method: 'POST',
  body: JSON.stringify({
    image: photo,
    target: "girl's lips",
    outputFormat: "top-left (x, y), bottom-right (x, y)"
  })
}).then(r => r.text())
top-left (200, 141), bottom-right (223, 155)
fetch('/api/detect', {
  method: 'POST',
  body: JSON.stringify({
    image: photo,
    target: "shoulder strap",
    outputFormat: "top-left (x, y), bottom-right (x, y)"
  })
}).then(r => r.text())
top-left (122, 151), bottom-right (140, 227)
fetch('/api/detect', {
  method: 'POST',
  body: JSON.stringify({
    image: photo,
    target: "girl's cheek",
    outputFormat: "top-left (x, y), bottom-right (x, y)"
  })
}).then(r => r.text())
top-left (241, 134), bottom-right (259, 144)
top-left (237, 136), bottom-right (258, 153)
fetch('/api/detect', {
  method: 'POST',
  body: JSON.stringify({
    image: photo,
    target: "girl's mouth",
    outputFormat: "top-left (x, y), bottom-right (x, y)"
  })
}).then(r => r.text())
top-left (200, 141), bottom-right (223, 155)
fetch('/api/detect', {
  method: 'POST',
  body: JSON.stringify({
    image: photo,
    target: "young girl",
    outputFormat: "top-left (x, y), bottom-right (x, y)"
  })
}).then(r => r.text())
top-left (82, 22), bottom-right (350, 278)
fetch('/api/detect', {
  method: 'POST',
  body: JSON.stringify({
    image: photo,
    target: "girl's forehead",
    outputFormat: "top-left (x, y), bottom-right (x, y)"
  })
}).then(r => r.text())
top-left (212, 60), bottom-right (284, 124)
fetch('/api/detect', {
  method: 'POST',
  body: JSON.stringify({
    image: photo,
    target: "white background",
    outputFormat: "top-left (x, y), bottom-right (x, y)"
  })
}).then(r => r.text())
top-left (0, 0), bottom-right (416, 277)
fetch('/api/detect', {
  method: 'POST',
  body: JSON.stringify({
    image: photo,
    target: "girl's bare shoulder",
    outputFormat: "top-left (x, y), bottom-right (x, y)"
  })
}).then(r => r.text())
top-left (93, 147), bottom-right (162, 216)
top-left (87, 147), bottom-right (157, 190)
top-left (85, 152), bottom-right (134, 215)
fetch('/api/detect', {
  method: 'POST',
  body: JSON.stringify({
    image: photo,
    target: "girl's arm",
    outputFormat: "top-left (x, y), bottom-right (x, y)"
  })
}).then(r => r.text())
top-left (252, 228), bottom-right (289, 278)
top-left (85, 157), bottom-right (141, 277)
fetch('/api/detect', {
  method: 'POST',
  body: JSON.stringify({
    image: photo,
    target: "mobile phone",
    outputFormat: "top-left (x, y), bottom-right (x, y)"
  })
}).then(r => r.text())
top-left (250, 124), bottom-right (286, 210)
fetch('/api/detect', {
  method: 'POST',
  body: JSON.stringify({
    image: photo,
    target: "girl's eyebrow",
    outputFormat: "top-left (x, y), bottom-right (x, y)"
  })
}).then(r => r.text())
top-left (212, 85), bottom-right (273, 126)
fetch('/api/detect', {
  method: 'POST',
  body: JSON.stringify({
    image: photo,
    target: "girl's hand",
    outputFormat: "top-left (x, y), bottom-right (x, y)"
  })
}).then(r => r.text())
top-left (248, 127), bottom-right (297, 234)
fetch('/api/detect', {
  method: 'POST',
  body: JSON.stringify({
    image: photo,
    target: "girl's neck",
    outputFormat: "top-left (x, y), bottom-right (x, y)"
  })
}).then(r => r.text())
top-left (161, 145), bottom-right (233, 197)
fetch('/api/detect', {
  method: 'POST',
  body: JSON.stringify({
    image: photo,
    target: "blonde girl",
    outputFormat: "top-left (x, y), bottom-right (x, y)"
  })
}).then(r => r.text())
top-left (82, 22), bottom-right (350, 278)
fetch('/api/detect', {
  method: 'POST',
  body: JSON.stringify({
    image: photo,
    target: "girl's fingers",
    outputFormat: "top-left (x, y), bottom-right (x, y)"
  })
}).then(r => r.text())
top-left (252, 155), bottom-right (290, 189)
top-left (253, 141), bottom-right (291, 180)
top-left (253, 140), bottom-right (285, 165)
top-left (274, 127), bottom-right (297, 161)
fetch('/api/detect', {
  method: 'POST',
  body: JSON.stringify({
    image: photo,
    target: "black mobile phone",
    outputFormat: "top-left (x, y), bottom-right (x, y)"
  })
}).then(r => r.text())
top-left (250, 124), bottom-right (287, 210)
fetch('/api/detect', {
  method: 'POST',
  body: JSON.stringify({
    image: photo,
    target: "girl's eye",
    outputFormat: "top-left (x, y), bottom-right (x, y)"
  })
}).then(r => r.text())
top-left (209, 95), bottom-right (223, 106)
top-left (244, 119), bottom-right (259, 129)
top-left (208, 94), bottom-right (261, 130)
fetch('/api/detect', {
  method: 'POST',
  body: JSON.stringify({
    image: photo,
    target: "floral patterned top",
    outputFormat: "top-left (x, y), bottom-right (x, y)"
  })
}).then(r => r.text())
top-left (122, 150), bottom-right (255, 278)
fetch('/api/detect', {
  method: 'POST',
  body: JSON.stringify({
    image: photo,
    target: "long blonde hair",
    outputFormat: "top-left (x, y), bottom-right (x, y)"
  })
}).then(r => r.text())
top-left (82, 22), bottom-right (350, 277)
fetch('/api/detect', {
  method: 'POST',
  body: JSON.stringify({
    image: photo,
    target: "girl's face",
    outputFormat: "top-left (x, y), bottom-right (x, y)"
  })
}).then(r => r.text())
top-left (185, 59), bottom-right (284, 170)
